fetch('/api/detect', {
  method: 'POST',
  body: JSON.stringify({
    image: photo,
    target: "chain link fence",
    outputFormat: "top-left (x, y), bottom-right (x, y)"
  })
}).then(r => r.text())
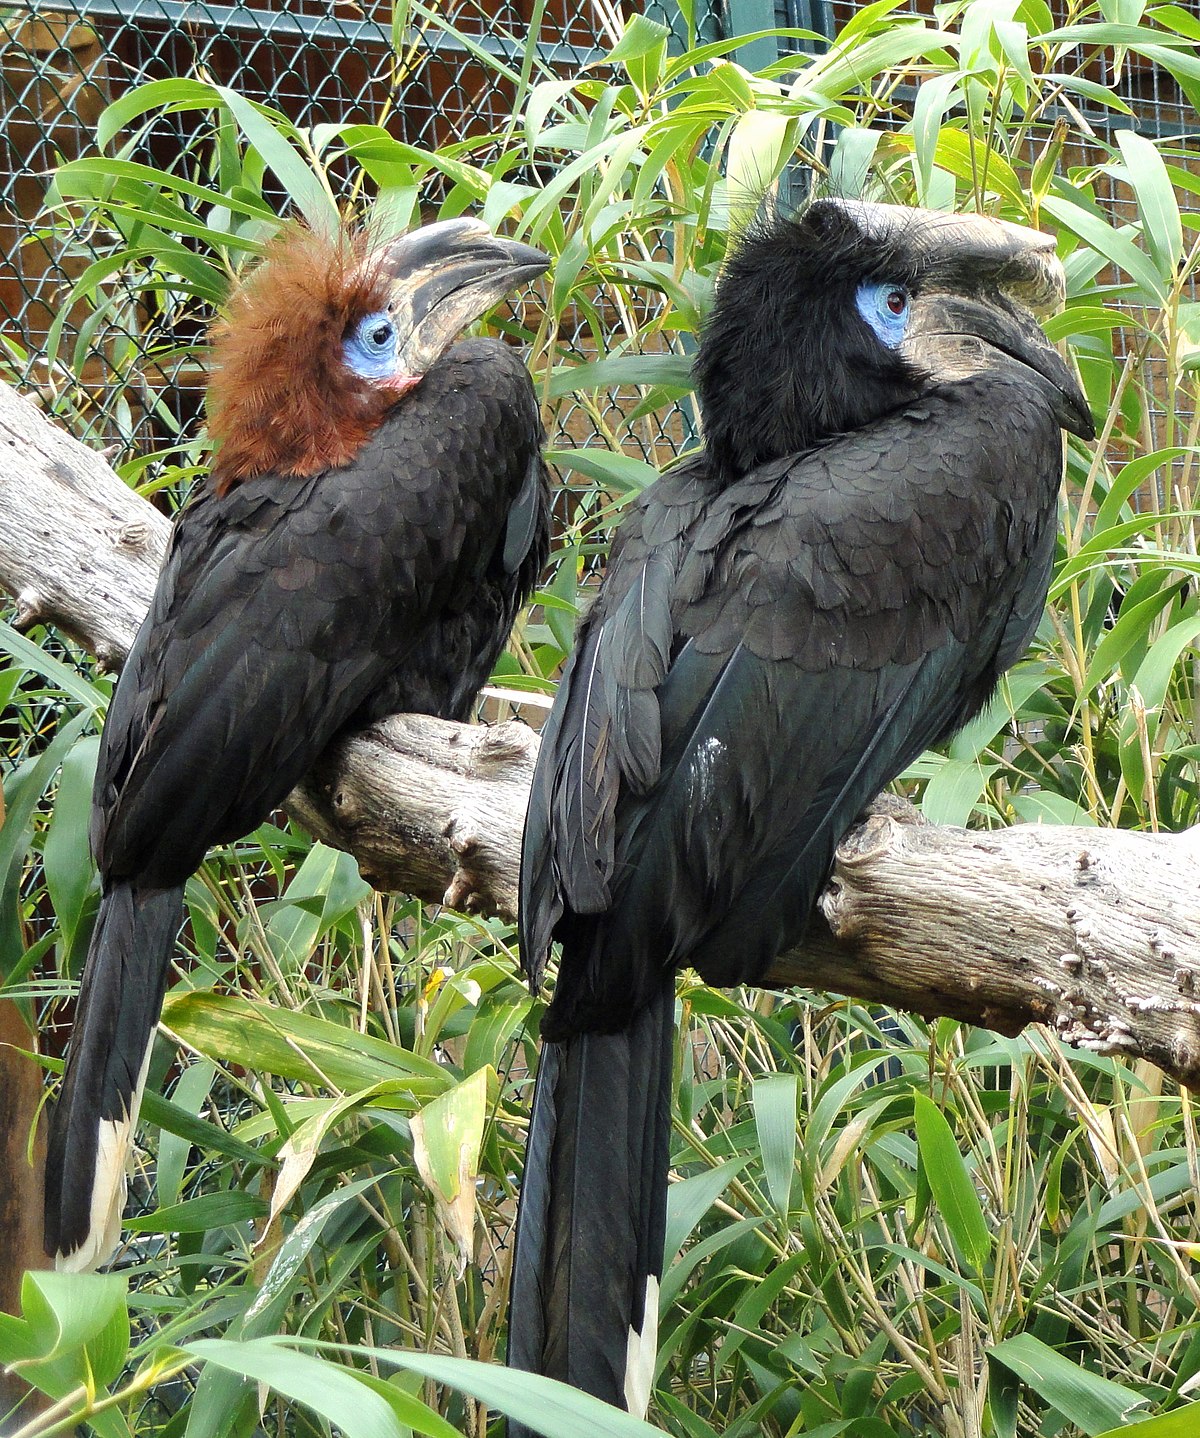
top-left (0, 0), bottom-right (732, 475)
top-left (2, 0), bottom-right (1194, 469)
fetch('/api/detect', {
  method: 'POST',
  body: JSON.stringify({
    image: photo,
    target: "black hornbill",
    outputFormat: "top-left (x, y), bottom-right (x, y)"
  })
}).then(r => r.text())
top-left (508, 199), bottom-right (1094, 1418)
top-left (44, 217), bottom-right (551, 1270)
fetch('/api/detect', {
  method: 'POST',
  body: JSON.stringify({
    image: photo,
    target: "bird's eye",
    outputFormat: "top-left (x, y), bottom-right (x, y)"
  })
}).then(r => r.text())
top-left (855, 281), bottom-right (911, 347)
top-left (356, 314), bottom-right (395, 353)
top-left (342, 310), bottom-right (402, 381)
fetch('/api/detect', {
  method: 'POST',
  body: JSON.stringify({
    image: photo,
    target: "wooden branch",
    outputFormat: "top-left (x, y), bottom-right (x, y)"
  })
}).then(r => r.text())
top-left (4, 377), bottom-right (1200, 1089)
top-left (773, 796), bottom-right (1200, 1087)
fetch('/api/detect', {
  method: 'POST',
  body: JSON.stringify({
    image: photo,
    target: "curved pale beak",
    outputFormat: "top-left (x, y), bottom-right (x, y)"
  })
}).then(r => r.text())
top-left (373, 218), bottom-right (550, 380)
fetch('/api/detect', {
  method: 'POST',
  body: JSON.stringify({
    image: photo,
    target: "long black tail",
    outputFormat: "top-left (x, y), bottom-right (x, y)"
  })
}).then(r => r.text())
top-left (44, 880), bottom-right (183, 1270)
top-left (507, 980), bottom-right (674, 1430)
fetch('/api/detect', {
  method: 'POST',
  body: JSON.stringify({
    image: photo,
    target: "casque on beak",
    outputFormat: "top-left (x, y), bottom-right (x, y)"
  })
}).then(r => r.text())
top-left (852, 202), bottom-right (1095, 442)
top-left (372, 218), bottom-right (550, 381)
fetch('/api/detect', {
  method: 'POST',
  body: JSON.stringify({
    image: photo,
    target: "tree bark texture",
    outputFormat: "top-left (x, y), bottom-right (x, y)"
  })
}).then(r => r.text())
top-left (0, 1002), bottom-right (48, 1309)
top-left (4, 377), bottom-right (1200, 1088)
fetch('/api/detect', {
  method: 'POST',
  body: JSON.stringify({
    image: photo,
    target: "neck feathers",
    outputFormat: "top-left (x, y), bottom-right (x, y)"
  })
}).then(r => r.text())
top-left (694, 210), bottom-right (923, 482)
top-left (206, 225), bottom-right (393, 491)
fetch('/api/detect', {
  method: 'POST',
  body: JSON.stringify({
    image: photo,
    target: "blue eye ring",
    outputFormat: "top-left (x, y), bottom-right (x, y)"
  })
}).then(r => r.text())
top-left (343, 309), bottom-right (400, 381)
top-left (855, 281), bottom-right (910, 348)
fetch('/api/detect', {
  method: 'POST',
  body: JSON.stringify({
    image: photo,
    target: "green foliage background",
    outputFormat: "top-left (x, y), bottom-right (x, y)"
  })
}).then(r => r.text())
top-left (4, 1), bottom-right (1200, 1434)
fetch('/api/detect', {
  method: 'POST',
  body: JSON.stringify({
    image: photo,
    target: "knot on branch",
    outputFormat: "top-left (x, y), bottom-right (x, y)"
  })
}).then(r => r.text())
top-left (442, 814), bottom-right (516, 920)
top-left (469, 719), bottom-right (540, 776)
top-left (13, 588), bottom-right (43, 632)
top-left (111, 518), bottom-right (158, 555)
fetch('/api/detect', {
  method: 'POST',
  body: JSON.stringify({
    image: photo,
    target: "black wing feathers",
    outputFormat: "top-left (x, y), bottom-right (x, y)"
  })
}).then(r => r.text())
top-left (526, 375), bottom-right (1064, 1031)
top-left (96, 338), bottom-right (546, 885)
top-left (51, 336), bottom-right (548, 1268)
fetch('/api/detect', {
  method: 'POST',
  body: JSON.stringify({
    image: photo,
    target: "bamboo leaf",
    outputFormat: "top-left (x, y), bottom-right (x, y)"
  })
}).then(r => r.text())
top-left (752, 1074), bottom-right (798, 1216)
top-left (161, 992), bottom-right (451, 1096)
top-left (1115, 129), bottom-right (1183, 278)
top-left (913, 1093), bottom-right (992, 1273)
top-left (213, 87), bottom-right (339, 235)
top-left (989, 1333), bottom-right (1149, 1434)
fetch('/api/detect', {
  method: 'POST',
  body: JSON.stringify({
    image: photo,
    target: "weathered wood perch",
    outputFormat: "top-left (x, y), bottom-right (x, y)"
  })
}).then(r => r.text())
top-left (4, 377), bottom-right (1200, 1088)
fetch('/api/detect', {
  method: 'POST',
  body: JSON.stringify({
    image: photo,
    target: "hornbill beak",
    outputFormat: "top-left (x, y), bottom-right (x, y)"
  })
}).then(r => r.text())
top-left (907, 289), bottom-right (1096, 441)
top-left (373, 218), bottom-right (550, 378)
top-left (822, 200), bottom-right (1095, 441)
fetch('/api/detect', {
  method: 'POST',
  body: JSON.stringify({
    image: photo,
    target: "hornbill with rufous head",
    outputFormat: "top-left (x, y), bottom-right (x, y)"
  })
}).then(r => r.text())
top-left (509, 199), bottom-right (1094, 1421)
top-left (44, 216), bottom-right (551, 1271)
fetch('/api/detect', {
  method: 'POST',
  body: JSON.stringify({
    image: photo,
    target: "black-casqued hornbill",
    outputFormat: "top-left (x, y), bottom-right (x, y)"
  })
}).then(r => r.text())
top-left (508, 199), bottom-right (1094, 1420)
top-left (44, 216), bottom-right (551, 1270)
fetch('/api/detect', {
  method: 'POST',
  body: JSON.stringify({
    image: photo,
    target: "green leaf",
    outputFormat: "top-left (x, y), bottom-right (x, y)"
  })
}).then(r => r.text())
top-left (1118, 611), bottom-right (1200, 806)
top-left (1177, 303), bottom-right (1200, 371)
top-left (186, 1339), bottom-right (416, 1438)
top-left (912, 1093), bottom-right (992, 1273)
top-left (243, 1174), bottom-right (387, 1338)
top-left (1098, 1402), bottom-right (1200, 1438)
top-left (125, 1189), bottom-right (267, 1234)
top-left (1009, 791), bottom-right (1097, 825)
top-left (715, 1252), bottom-right (807, 1373)
top-left (411, 1068), bottom-right (490, 1267)
top-left (19, 1270), bottom-right (128, 1365)
top-left (725, 110), bottom-right (796, 217)
top-left (659, 1214), bottom-right (765, 1312)
top-left (354, 1372), bottom-right (464, 1438)
top-left (139, 1085), bottom-right (262, 1169)
top-left (156, 1060), bottom-right (218, 1209)
top-left (1043, 193), bottom-right (1166, 303)
top-left (96, 77), bottom-right (228, 150)
top-left (609, 14), bottom-right (670, 94)
top-left (0, 712), bottom-right (93, 982)
top-left (989, 1333), bottom-right (1149, 1434)
top-left (545, 447), bottom-right (660, 495)
top-left (663, 1158), bottom-right (745, 1260)
top-left (43, 734), bottom-right (100, 960)
top-left (604, 13), bottom-right (671, 66)
top-left (263, 842), bottom-right (370, 972)
top-left (1114, 129), bottom-right (1183, 278)
top-left (161, 992), bottom-right (451, 1097)
top-left (752, 1074), bottom-right (797, 1216)
top-left (1094, 448), bottom-right (1191, 534)
top-left (547, 353), bottom-right (693, 400)
top-left (827, 126), bottom-right (882, 197)
top-left (355, 1345), bottom-right (667, 1436)
top-left (1085, 580), bottom-right (1186, 690)
top-left (911, 74), bottom-right (960, 201)
top-left (213, 86), bottom-right (339, 235)
top-left (948, 666), bottom-right (1052, 761)
top-left (1127, 609), bottom-right (1200, 719)
top-left (919, 755), bottom-right (999, 827)
top-left (0, 623), bottom-right (105, 715)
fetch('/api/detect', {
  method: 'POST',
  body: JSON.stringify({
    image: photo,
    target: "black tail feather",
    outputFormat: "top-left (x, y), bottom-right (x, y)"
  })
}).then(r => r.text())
top-left (507, 980), bottom-right (674, 1432)
top-left (44, 881), bottom-right (183, 1269)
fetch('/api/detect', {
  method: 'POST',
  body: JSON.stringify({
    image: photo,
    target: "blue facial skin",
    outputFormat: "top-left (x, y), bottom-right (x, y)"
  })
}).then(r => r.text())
top-left (342, 310), bottom-right (399, 381)
top-left (855, 282), bottom-right (911, 349)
